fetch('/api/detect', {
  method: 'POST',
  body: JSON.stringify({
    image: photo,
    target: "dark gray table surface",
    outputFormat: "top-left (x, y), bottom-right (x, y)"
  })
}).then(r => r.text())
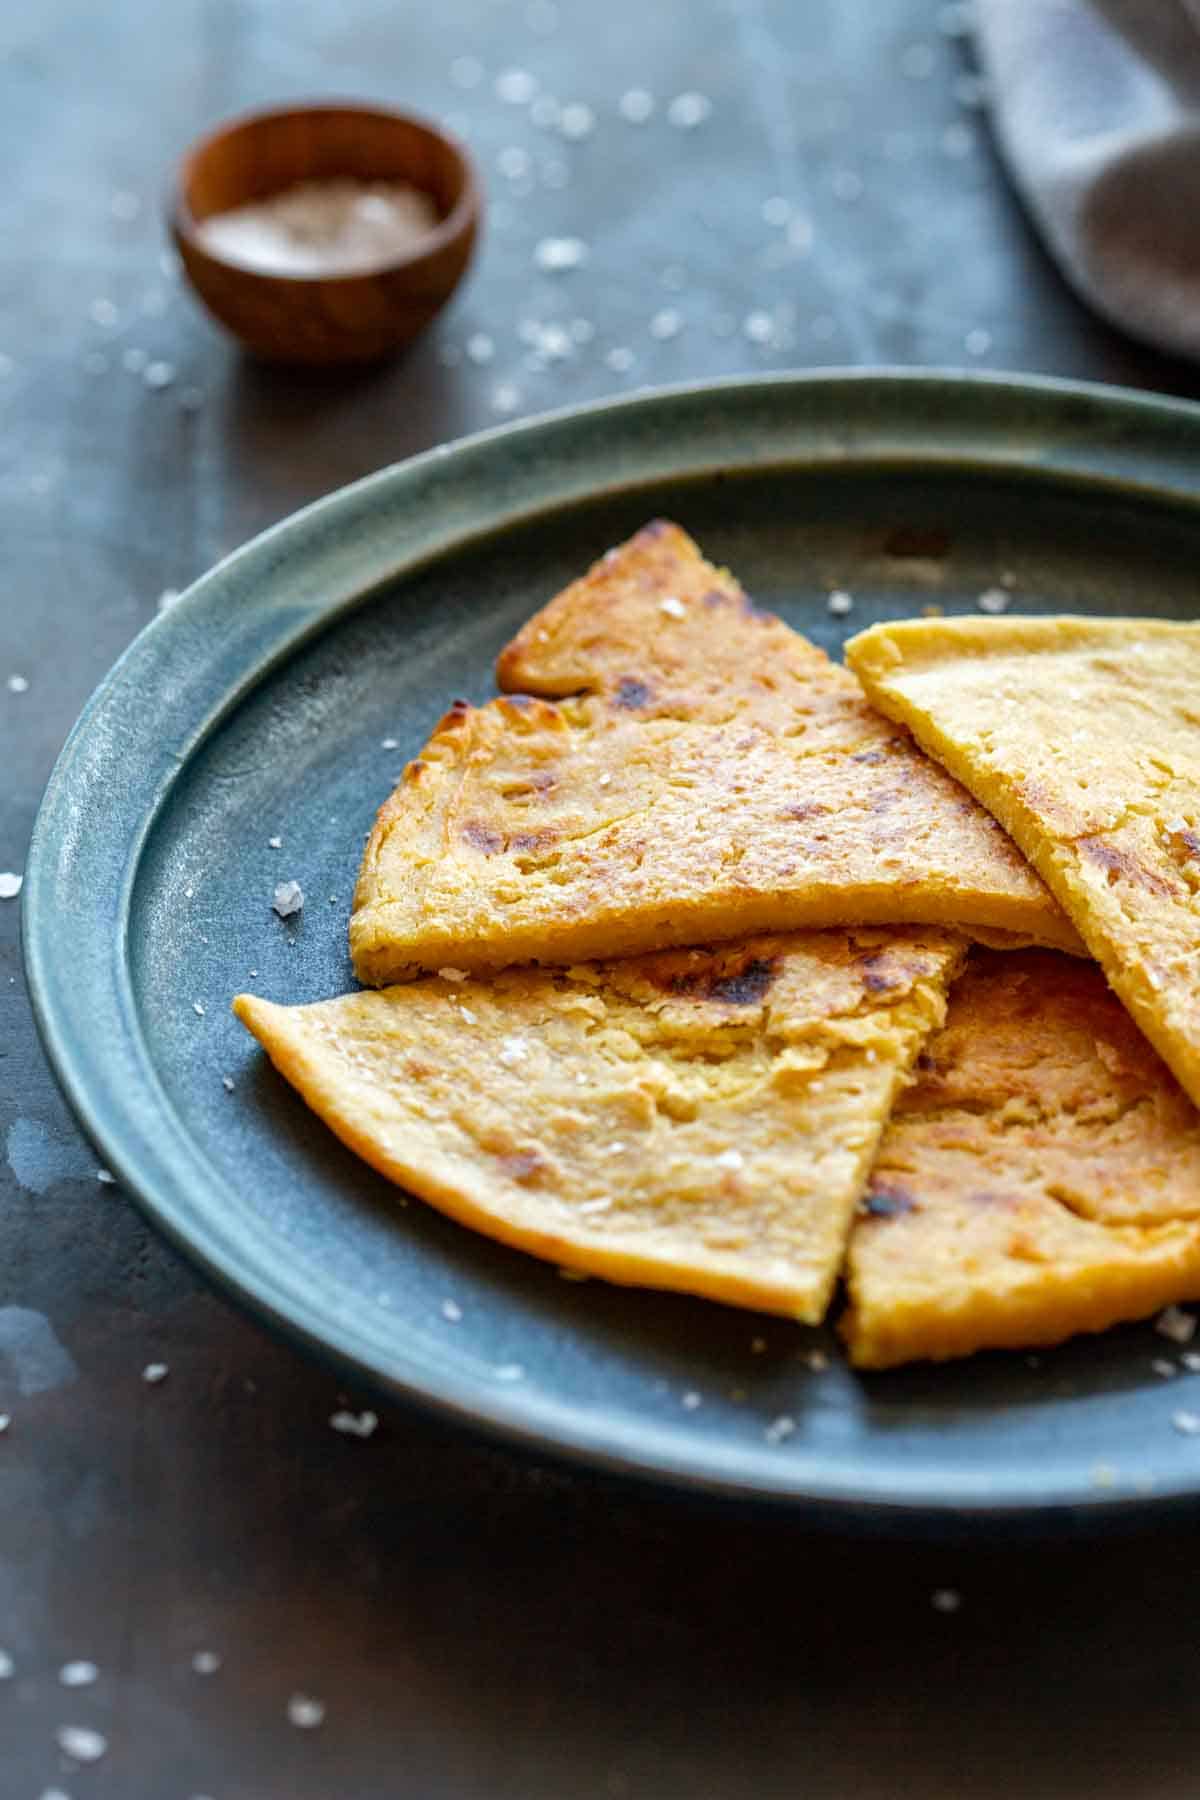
top-left (5, 2), bottom-right (1200, 1795)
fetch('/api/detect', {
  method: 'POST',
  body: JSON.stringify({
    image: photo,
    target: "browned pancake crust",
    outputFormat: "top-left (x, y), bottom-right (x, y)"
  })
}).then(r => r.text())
top-left (847, 615), bottom-right (1200, 1109)
top-left (843, 949), bottom-right (1200, 1368)
top-left (236, 927), bottom-right (964, 1322)
top-left (350, 523), bottom-right (1079, 985)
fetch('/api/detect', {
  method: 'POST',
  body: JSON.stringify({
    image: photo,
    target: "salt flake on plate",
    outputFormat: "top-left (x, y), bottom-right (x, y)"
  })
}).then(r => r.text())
top-left (273, 880), bottom-right (304, 918)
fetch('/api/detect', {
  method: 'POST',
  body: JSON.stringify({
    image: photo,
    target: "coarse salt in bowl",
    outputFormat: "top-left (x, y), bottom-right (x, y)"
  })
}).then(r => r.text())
top-left (171, 101), bottom-right (482, 363)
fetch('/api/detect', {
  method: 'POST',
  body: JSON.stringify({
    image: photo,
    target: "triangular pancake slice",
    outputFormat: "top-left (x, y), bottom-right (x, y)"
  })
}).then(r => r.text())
top-left (847, 615), bottom-right (1200, 1110)
top-left (843, 950), bottom-right (1200, 1368)
top-left (235, 928), bottom-right (964, 1322)
top-left (349, 523), bottom-right (1079, 986)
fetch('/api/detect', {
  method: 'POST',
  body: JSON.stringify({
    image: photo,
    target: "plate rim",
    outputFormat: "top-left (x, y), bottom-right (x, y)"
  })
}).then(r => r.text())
top-left (24, 367), bottom-right (1200, 1526)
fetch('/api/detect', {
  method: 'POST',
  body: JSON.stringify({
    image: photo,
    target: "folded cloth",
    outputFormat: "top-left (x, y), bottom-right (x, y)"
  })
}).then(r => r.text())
top-left (976, 0), bottom-right (1200, 360)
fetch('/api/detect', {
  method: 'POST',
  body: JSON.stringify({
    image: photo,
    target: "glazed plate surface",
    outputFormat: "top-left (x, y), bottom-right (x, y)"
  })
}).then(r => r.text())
top-left (25, 372), bottom-right (1200, 1526)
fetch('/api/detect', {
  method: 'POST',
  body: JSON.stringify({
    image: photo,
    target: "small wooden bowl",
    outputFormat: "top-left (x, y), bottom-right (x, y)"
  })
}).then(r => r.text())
top-left (171, 102), bottom-right (481, 364)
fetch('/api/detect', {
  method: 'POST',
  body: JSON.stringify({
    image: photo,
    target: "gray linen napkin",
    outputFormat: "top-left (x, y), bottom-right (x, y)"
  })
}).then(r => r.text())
top-left (976, 0), bottom-right (1200, 360)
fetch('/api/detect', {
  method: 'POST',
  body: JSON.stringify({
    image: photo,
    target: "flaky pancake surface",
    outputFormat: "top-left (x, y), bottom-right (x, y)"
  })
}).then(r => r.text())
top-left (843, 950), bottom-right (1200, 1368)
top-left (847, 614), bottom-right (1200, 1110)
top-left (236, 928), bottom-right (964, 1322)
top-left (350, 523), bottom-right (1078, 985)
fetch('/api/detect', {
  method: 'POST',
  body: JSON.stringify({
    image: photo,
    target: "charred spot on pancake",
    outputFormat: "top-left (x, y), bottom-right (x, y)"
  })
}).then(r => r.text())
top-left (666, 954), bottom-right (778, 1006)
top-left (614, 676), bottom-right (654, 710)
top-left (860, 1181), bottom-right (916, 1219)
top-left (1078, 835), bottom-right (1178, 897)
top-left (509, 829), bottom-right (557, 854)
top-left (785, 801), bottom-right (828, 823)
top-left (405, 759), bottom-right (428, 784)
top-left (858, 951), bottom-right (902, 994)
top-left (462, 821), bottom-right (504, 854)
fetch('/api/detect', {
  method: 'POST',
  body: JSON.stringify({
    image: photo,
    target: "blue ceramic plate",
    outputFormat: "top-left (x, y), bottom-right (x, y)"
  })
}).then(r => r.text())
top-left (25, 372), bottom-right (1200, 1529)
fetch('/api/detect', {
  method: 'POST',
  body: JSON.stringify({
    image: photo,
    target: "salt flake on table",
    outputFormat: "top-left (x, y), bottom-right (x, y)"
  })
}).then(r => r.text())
top-left (441, 1298), bottom-right (463, 1322)
top-left (142, 1362), bottom-right (169, 1384)
top-left (534, 236), bottom-right (588, 272)
top-left (667, 92), bottom-right (712, 129)
top-left (495, 68), bottom-right (537, 105)
top-left (7, 673), bottom-right (28, 693)
top-left (764, 1414), bottom-right (795, 1444)
top-left (267, 835), bottom-right (283, 849)
top-left (273, 880), bottom-right (304, 918)
top-left (466, 332), bottom-right (495, 364)
top-left (144, 360), bottom-right (175, 390)
top-left (57, 1724), bottom-right (108, 1762)
top-left (192, 1649), bottom-right (222, 1674)
top-left (649, 308), bottom-right (682, 341)
top-left (0, 873), bottom-right (22, 899)
top-left (976, 586), bottom-right (1009, 614)
top-left (59, 1660), bottom-right (99, 1687)
top-left (329, 1408), bottom-right (378, 1438)
top-left (0, 1415), bottom-right (9, 1434)
top-left (827, 590), bottom-right (854, 617)
top-left (0, 1649), bottom-right (13, 1677)
top-left (96, 1168), bottom-right (115, 1185)
top-left (558, 102), bottom-right (595, 140)
top-left (1157, 1304), bottom-right (1196, 1344)
top-left (498, 146), bottom-right (532, 181)
top-left (619, 88), bottom-right (654, 123)
top-left (287, 1693), bottom-right (326, 1729)
top-left (156, 587), bottom-right (181, 612)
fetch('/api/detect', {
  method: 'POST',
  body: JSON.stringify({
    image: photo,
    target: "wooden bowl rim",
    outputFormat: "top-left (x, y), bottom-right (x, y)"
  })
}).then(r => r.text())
top-left (170, 99), bottom-right (481, 286)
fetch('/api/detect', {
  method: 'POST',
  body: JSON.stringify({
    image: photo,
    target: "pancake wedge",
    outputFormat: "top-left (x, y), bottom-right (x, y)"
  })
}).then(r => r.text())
top-left (843, 951), bottom-right (1200, 1369)
top-left (847, 615), bottom-right (1200, 1110)
top-left (235, 928), bottom-right (964, 1321)
top-left (350, 522), bottom-right (1079, 985)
